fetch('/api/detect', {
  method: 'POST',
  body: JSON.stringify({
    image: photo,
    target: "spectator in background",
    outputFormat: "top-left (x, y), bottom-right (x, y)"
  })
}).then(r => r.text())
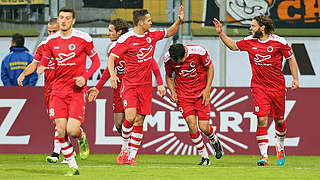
top-left (1, 33), bottom-right (38, 86)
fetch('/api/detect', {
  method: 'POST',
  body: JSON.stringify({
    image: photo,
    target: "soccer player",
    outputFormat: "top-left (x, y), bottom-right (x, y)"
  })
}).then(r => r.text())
top-left (164, 44), bottom-right (223, 165)
top-left (213, 16), bottom-right (299, 166)
top-left (107, 6), bottom-right (184, 165)
top-left (17, 18), bottom-right (71, 164)
top-left (37, 7), bottom-right (101, 175)
top-left (87, 18), bottom-right (166, 164)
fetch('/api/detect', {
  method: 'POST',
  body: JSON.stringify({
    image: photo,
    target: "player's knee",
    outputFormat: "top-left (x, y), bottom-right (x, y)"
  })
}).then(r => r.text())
top-left (116, 125), bottom-right (122, 134)
top-left (56, 128), bottom-right (66, 137)
top-left (258, 117), bottom-right (268, 126)
top-left (199, 125), bottom-right (210, 135)
top-left (66, 128), bottom-right (78, 138)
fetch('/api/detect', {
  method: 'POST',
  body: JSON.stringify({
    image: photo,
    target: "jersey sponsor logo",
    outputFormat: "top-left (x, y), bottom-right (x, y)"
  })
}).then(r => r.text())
top-left (68, 43), bottom-right (76, 51)
top-left (137, 45), bottom-right (153, 60)
top-left (116, 60), bottom-right (125, 72)
top-left (56, 52), bottom-right (76, 63)
top-left (253, 54), bottom-right (272, 66)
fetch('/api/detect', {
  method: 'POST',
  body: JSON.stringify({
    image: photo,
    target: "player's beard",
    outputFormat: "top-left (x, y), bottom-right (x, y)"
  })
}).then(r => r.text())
top-left (61, 24), bottom-right (72, 32)
top-left (253, 29), bottom-right (263, 38)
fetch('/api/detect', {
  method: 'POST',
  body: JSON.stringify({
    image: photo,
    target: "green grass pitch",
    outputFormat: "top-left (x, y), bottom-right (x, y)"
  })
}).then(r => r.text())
top-left (0, 154), bottom-right (319, 180)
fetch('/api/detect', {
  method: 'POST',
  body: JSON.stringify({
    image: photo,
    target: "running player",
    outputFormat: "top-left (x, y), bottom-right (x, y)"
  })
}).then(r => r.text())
top-left (164, 43), bottom-right (223, 165)
top-left (37, 7), bottom-right (101, 175)
top-left (213, 16), bottom-right (299, 166)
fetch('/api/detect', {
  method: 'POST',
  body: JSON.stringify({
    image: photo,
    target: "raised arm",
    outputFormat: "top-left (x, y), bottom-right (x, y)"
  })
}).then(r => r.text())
top-left (288, 56), bottom-right (299, 90)
top-left (213, 18), bottom-right (238, 51)
top-left (165, 5), bottom-right (184, 38)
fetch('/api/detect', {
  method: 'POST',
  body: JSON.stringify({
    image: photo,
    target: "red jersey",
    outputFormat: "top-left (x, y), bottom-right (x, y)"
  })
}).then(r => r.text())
top-left (41, 29), bottom-right (100, 95)
top-left (164, 45), bottom-right (212, 99)
top-left (34, 41), bottom-right (56, 94)
top-left (110, 30), bottom-right (167, 85)
top-left (96, 41), bottom-right (163, 90)
top-left (235, 34), bottom-right (293, 90)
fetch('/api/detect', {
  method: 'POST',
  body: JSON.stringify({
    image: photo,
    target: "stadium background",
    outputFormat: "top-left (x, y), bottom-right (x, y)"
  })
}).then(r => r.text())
top-left (0, 0), bottom-right (319, 157)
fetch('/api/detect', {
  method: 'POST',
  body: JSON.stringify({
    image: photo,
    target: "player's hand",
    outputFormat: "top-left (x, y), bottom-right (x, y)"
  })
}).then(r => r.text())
top-left (37, 65), bottom-right (48, 75)
top-left (178, 5), bottom-right (184, 21)
top-left (213, 18), bottom-right (222, 35)
top-left (157, 85), bottom-right (166, 97)
top-left (198, 87), bottom-right (210, 107)
top-left (110, 75), bottom-right (120, 89)
top-left (170, 91), bottom-right (178, 103)
top-left (291, 79), bottom-right (299, 90)
top-left (74, 76), bottom-right (86, 87)
top-left (88, 87), bottom-right (99, 102)
top-left (17, 74), bottom-right (25, 86)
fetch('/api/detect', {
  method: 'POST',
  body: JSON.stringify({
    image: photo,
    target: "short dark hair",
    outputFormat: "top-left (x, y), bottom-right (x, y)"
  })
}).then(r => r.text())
top-left (110, 18), bottom-right (130, 35)
top-left (169, 44), bottom-right (185, 63)
top-left (12, 33), bottom-right (24, 47)
top-left (253, 15), bottom-right (275, 35)
top-left (58, 6), bottom-right (75, 18)
top-left (133, 9), bottom-right (148, 26)
top-left (48, 17), bottom-right (57, 25)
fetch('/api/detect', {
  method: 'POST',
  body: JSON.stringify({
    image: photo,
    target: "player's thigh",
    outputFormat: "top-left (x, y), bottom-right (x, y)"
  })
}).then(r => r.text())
top-left (251, 87), bottom-right (271, 118)
top-left (114, 112), bottom-right (125, 128)
top-left (136, 84), bottom-right (152, 115)
top-left (69, 92), bottom-right (86, 123)
top-left (113, 87), bottom-right (124, 113)
top-left (269, 89), bottom-right (286, 119)
top-left (55, 118), bottom-right (68, 136)
top-left (49, 94), bottom-right (68, 119)
top-left (67, 118), bottom-right (82, 137)
top-left (177, 99), bottom-right (196, 120)
top-left (125, 108), bottom-right (137, 122)
top-left (185, 115), bottom-right (198, 133)
top-left (121, 85), bottom-right (138, 113)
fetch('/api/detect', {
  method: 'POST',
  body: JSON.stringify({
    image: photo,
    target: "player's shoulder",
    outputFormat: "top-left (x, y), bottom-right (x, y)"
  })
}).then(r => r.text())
top-left (72, 29), bottom-right (92, 42)
top-left (243, 35), bottom-right (256, 41)
top-left (117, 31), bottom-right (135, 43)
top-left (186, 45), bottom-right (207, 56)
top-left (43, 32), bottom-right (60, 44)
top-left (163, 51), bottom-right (172, 63)
top-left (269, 34), bottom-right (288, 45)
top-left (107, 41), bottom-right (117, 54)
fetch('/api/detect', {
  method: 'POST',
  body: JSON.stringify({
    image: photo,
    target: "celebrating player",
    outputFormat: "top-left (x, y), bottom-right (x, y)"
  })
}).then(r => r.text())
top-left (213, 15), bottom-right (299, 166)
top-left (164, 44), bottom-right (223, 165)
top-left (17, 18), bottom-right (71, 163)
top-left (37, 7), bottom-right (101, 175)
top-left (88, 18), bottom-right (166, 165)
top-left (107, 6), bottom-right (184, 165)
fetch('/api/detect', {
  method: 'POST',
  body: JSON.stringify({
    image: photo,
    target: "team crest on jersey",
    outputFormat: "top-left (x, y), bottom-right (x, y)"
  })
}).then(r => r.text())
top-left (146, 37), bottom-right (152, 43)
top-left (267, 46), bottom-right (273, 52)
top-left (68, 43), bottom-right (76, 51)
top-left (190, 61), bottom-right (195, 68)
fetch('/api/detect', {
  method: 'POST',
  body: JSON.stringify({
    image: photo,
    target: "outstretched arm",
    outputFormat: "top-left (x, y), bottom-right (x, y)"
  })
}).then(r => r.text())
top-left (165, 5), bottom-right (184, 38)
top-left (288, 56), bottom-right (299, 90)
top-left (213, 18), bottom-right (238, 51)
top-left (17, 61), bottom-right (38, 86)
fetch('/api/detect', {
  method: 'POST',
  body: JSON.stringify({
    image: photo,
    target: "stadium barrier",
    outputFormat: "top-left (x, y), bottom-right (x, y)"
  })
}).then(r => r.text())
top-left (0, 87), bottom-right (318, 155)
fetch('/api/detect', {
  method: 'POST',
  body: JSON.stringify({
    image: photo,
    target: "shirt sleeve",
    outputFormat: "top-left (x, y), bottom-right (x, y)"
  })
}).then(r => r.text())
top-left (28, 55), bottom-right (38, 86)
top-left (235, 39), bottom-right (250, 51)
top-left (33, 44), bottom-right (43, 62)
top-left (152, 59), bottom-right (163, 86)
top-left (151, 30), bottom-right (167, 42)
top-left (95, 68), bottom-right (110, 91)
top-left (110, 41), bottom-right (128, 58)
top-left (83, 41), bottom-right (101, 80)
top-left (200, 50), bottom-right (212, 69)
top-left (1, 59), bottom-right (11, 85)
top-left (279, 41), bottom-right (294, 59)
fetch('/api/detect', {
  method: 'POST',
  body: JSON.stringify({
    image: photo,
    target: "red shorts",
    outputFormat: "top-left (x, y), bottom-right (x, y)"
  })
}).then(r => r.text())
top-left (176, 97), bottom-right (210, 121)
top-left (120, 83), bottom-right (152, 115)
top-left (251, 87), bottom-right (286, 119)
top-left (45, 93), bottom-right (51, 112)
top-left (113, 85), bottom-right (124, 113)
top-left (48, 92), bottom-right (87, 122)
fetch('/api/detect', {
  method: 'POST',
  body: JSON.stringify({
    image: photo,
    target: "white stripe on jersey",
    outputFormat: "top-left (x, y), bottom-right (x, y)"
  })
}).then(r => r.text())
top-left (163, 52), bottom-right (171, 63)
top-left (186, 45), bottom-right (206, 56)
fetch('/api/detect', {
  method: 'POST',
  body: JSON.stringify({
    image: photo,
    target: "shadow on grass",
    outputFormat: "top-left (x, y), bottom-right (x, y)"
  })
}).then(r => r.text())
top-left (5, 168), bottom-right (62, 175)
